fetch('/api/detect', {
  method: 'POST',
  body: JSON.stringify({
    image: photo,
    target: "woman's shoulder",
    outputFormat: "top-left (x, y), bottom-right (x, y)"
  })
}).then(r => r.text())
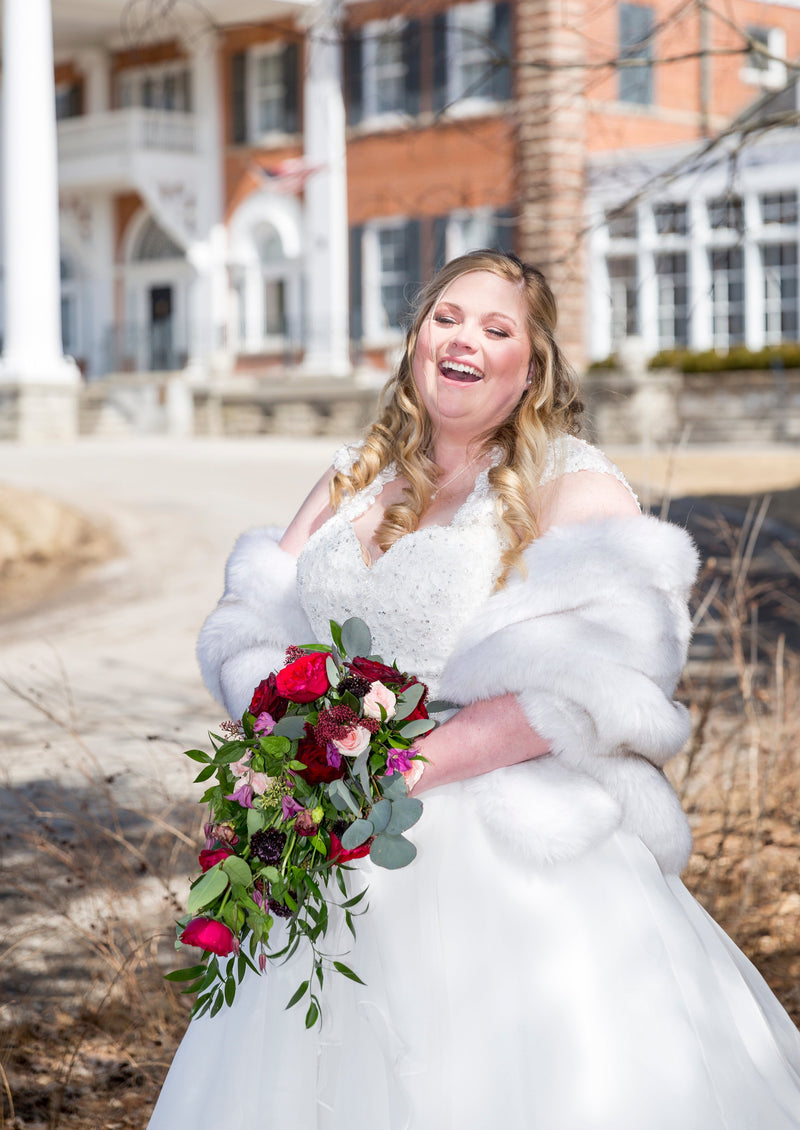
top-left (542, 434), bottom-right (638, 505)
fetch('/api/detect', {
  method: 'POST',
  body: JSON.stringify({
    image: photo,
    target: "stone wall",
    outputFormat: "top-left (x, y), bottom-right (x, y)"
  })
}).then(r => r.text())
top-left (584, 369), bottom-right (800, 446)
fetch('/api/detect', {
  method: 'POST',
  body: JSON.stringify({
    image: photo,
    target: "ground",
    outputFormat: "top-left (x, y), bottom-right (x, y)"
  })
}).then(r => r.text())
top-left (1, 436), bottom-right (799, 1129)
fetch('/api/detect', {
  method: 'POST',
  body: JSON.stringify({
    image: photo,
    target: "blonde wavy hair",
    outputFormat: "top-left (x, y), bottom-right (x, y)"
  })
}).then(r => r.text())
top-left (331, 250), bottom-right (583, 585)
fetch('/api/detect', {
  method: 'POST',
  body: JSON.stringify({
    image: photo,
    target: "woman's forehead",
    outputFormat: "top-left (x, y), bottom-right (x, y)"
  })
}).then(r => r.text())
top-left (430, 270), bottom-right (526, 321)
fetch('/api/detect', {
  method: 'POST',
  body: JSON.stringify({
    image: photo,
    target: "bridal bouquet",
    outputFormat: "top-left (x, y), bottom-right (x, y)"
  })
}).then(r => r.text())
top-left (168, 617), bottom-right (446, 1028)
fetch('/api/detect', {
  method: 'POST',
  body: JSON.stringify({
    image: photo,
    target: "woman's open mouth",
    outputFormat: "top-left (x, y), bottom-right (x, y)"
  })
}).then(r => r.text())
top-left (439, 360), bottom-right (484, 383)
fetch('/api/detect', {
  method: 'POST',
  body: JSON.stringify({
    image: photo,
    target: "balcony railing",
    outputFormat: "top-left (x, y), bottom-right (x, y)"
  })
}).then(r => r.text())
top-left (58, 108), bottom-right (197, 162)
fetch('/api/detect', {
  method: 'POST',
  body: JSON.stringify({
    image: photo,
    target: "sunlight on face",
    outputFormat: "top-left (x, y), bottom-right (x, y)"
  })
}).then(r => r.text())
top-left (413, 271), bottom-right (531, 441)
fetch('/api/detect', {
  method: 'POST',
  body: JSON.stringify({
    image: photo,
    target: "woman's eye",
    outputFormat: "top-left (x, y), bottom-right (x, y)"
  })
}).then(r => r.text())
top-left (434, 315), bottom-right (456, 326)
top-left (486, 328), bottom-right (508, 338)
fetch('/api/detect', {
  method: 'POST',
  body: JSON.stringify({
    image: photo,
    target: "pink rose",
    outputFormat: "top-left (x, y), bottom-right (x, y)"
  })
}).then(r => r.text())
top-left (363, 681), bottom-right (397, 721)
top-left (332, 725), bottom-right (372, 758)
top-left (231, 754), bottom-right (252, 779)
top-left (180, 917), bottom-right (236, 956)
top-left (275, 651), bottom-right (330, 703)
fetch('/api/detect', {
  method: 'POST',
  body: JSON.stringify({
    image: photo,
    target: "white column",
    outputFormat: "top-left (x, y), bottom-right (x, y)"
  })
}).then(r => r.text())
top-left (0, 0), bottom-right (79, 439)
top-left (302, 0), bottom-right (351, 377)
top-left (76, 48), bottom-right (111, 114)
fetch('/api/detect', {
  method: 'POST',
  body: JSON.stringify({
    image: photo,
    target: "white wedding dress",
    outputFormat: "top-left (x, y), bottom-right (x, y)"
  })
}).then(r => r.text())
top-left (149, 439), bottom-right (800, 1130)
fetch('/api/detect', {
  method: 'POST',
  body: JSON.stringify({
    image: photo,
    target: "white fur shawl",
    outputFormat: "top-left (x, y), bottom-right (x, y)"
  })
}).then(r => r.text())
top-left (197, 516), bottom-right (699, 874)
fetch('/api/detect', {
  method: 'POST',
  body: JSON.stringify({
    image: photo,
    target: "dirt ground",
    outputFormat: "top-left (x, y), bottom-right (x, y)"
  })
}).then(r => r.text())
top-left (1, 436), bottom-right (799, 1129)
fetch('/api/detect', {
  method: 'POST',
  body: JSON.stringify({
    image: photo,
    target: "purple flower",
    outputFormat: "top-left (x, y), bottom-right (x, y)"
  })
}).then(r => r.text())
top-left (385, 747), bottom-right (416, 775)
top-left (281, 796), bottom-right (303, 821)
top-left (253, 888), bottom-right (267, 910)
top-left (326, 741), bottom-right (343, 770)
top-left (226, 781), bottom-right (254, 809)
top-left (254, 711), bottom-right (275, 735)
top-left (258, 951), bottom-right (268, 972)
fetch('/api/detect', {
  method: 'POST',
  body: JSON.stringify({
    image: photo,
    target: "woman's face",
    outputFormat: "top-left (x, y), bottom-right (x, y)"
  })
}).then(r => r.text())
top-left (412, 270), bottom-right (531, 441)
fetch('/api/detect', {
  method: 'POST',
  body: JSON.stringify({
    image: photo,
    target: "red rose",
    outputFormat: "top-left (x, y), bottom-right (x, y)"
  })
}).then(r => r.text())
top-left (198, 847), bottom-right (233, 873)
top-left (249, 673), bottom-right (288, 720)
top-left (349, 657), bottom-right (403, 686)
top-left (329, 831), bottom-right (373, 864)
top-left (180, 917), bottom-right (236, 956)
top-left (295, 732), bottom-right (346, 785)
top-left (275, 651), bottom-right (330, 704)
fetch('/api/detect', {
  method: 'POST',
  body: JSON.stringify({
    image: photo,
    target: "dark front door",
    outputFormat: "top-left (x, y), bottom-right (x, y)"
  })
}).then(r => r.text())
top-left (149, 286), bottom-right (174, 370)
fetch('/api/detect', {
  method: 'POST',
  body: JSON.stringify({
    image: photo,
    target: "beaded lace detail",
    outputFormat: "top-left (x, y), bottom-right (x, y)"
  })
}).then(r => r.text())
top-left (297, 437), bottom-right (636, 695)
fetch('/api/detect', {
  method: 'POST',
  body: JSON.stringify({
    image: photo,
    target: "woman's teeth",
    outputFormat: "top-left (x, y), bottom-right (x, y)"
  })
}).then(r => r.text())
top-left (440, 361), bottom-right (483, 382)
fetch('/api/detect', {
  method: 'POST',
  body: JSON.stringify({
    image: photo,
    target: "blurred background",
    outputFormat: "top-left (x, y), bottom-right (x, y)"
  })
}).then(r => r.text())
top-left (1, 0), bottom-right (800, 1126)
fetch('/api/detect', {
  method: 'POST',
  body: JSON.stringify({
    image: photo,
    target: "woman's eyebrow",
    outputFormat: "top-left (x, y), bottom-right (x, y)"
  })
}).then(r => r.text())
top-left (435, 302), bottom-right (519, 325)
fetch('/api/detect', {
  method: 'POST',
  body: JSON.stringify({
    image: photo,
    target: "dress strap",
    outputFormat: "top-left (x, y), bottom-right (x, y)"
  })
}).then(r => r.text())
top-left (541, 435), bottom-right (639, 506)
top-left (332, 443), bottom-right (397, 521)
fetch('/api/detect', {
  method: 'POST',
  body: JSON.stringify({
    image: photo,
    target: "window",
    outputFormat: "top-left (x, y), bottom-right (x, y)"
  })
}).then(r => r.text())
top-left (346, 20), bottom-right (420, 124)
top-left (763, 244), bottom-right (799, 343)
top-left (761, 192), bottom-right (798, 227)
top-left (606, 208), bottom-right (638, 241)
top-left (607, 257), bottom-right (639, 342)
top-left (351, 220), bottom-right (422, 340)
top-left (653, 203), bottom-right (688, 237)
top-left (619, 4), bottom-right (654, 106)
top-left (56, 82), bottom-right (82, 120)
top-left (710, 248), bottom-right (745, 348)
top-left (708, 195), bottom-right (744, 234)
top-left (231, 44), bottom-right (299, 144)
top-left (655, 253), bottom-right (689, 348)
top-left (434, 2), bottom-right (512, 111)
top-left (60, 256), bottom-right (79, 356)
top-left (433, 208), bottom-right (514, 269)
top-left (118, 64), bottom-right (192, 112)
top-left (743, 26), bottom-right (786, 88)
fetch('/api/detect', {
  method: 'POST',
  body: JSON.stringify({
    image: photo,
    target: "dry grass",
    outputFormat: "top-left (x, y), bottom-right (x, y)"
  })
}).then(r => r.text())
top-left (2, 500), bottom-right (800, 1128)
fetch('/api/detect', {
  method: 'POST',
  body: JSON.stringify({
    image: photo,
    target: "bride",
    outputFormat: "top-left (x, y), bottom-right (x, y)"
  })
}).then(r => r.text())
top-left (149, 251), bottom-right (800, 1128)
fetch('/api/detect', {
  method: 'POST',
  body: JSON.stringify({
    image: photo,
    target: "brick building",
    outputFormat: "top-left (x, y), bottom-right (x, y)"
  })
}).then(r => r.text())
top-left (1, 0), bottom-right (799, 434)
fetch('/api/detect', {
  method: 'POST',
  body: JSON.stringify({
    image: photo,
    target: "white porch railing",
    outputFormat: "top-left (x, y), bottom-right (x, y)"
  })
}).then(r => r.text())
top-left (58, 108), bottom-right (197, 161)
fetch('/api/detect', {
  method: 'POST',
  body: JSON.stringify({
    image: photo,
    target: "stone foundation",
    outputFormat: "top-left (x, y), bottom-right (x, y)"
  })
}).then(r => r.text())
top-left (0, 382), bottom-right (79, 442)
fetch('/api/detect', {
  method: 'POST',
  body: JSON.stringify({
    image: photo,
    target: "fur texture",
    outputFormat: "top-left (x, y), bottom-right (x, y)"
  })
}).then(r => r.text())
top-left (197, 516), bottom-right (699, 874)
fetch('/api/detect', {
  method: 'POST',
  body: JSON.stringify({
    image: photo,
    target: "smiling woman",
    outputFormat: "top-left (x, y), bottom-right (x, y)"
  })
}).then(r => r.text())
top-left (149, 251), bottom-right (800, 1130)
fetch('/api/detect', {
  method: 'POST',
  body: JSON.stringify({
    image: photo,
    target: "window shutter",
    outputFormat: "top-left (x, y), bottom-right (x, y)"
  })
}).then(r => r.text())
top-left (433, 216), bottom-right (449, 272)
top-left (349, 225), bottom-right (364, 342)
top-left (619, 4), bottom-right (654, 105)
top-left (283, 41), bottom-right (300, 133)
top-left (403, 20), bottom-right (422, 116)
top-left (231, 51), bottom-right (248, 144)
top-left (344, 29), bottom-right (363, 126)
top-left (404, 219), bottom-right (422, 328)
top-left (493, 206), bottom-right (515, 254)
top-left (492, 4), bottom-right (512, 101)
top-left (433, 12), bottom-right (448, 112)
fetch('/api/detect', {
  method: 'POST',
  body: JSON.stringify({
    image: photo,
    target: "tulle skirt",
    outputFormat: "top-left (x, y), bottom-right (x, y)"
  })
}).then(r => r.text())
top-left (148, 782), bottom-right (800, 1129)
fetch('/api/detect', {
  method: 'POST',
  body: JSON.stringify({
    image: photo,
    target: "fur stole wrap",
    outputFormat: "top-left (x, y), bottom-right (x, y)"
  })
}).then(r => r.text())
top-left (197, 516), bottom-right (699, 875)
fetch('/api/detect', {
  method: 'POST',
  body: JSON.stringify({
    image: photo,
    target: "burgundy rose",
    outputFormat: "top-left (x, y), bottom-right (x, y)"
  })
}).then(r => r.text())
top-left (275, 651), bottom-right (330, 704)
top-left (329, 831), bottom-right (372, 864)
top-left (249, 673), bottom-right (288, 721)
top-left (295, 732), bottom-right (347, 785)
top-left (198, 847), bottom-right (233, 873)
top-left (180, 917), bottom-right (236, 956)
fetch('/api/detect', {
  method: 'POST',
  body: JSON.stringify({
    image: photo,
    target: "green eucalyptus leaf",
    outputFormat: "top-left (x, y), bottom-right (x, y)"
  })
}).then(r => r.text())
top-left (369, 833), bottom-right (417, 870)
top-left (341, 617), bottom-right (372, 659)
top-left (187, 866), bottom-right (229, 914)
top-left (247, 807), bottom-right (268, 836)
top-left (221, 856), bottom-right (252, 887)
top-left (327, 779), bottom-right (360, 815)
top-left (380, 772), bottom-right (409, 801)
top-left (325, 654), bottom-right (340, 685)
top-left (399, 718), bottom-right (435, 739)
top-left (385, 797), bottom-right (423, 835)
top-left (352, 750), bottom-right (370, 797)
top-left (368, 797), bottom-right (391, 834)
top-left (426, 699), bottom-right (459, 713)
top-left (393, 682), bottom-right (425, 720)
top-left (272, 715), bottom-right (307, 740)
top-left (341, 819), bottom-right (373, 850)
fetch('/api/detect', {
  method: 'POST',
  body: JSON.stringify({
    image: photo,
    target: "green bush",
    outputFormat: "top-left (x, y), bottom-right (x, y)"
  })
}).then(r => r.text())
top-left (649, 343), bottom-right (800, 372)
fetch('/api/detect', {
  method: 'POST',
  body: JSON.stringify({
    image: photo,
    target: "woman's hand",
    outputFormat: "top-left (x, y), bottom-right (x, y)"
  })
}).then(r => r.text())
top-left (406, 694), bottom-right (550, 794)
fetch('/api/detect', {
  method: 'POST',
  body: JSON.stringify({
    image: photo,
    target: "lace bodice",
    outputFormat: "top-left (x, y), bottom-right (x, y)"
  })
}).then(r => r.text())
top-left (295, 435), bottom-right (636, 694)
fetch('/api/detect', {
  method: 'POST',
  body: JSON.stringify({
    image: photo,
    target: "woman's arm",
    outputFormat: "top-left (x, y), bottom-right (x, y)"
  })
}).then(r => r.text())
top-left (279, 466), bottom-right (337, 557)
top-left (409, 471), bottom-right (642, 794)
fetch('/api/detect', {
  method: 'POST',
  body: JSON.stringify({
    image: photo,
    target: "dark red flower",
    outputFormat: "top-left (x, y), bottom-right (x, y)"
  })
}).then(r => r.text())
top-left (180, 917), bottom-right (236, 956)
top-left (294, 809), bottom-right (319, 837)
top-left (198, 847), bottom-right (233, 873)
top-left (295, 728), bottom-right (346, 785)
top-left (249, 673), bottom-right (288, 720)
top-left (275, 651), bottom-right (330, 704)
top-left (329, 831), bottom-right (373, 864)
top-left (348, 657), bottom-right (404, 686)
top-left (400, 678), bottom-right (429, 721)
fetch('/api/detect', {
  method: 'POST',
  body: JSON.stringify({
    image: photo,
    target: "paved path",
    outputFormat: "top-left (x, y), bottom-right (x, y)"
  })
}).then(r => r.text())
top-left (0, 436), bottom-right (341, 804)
